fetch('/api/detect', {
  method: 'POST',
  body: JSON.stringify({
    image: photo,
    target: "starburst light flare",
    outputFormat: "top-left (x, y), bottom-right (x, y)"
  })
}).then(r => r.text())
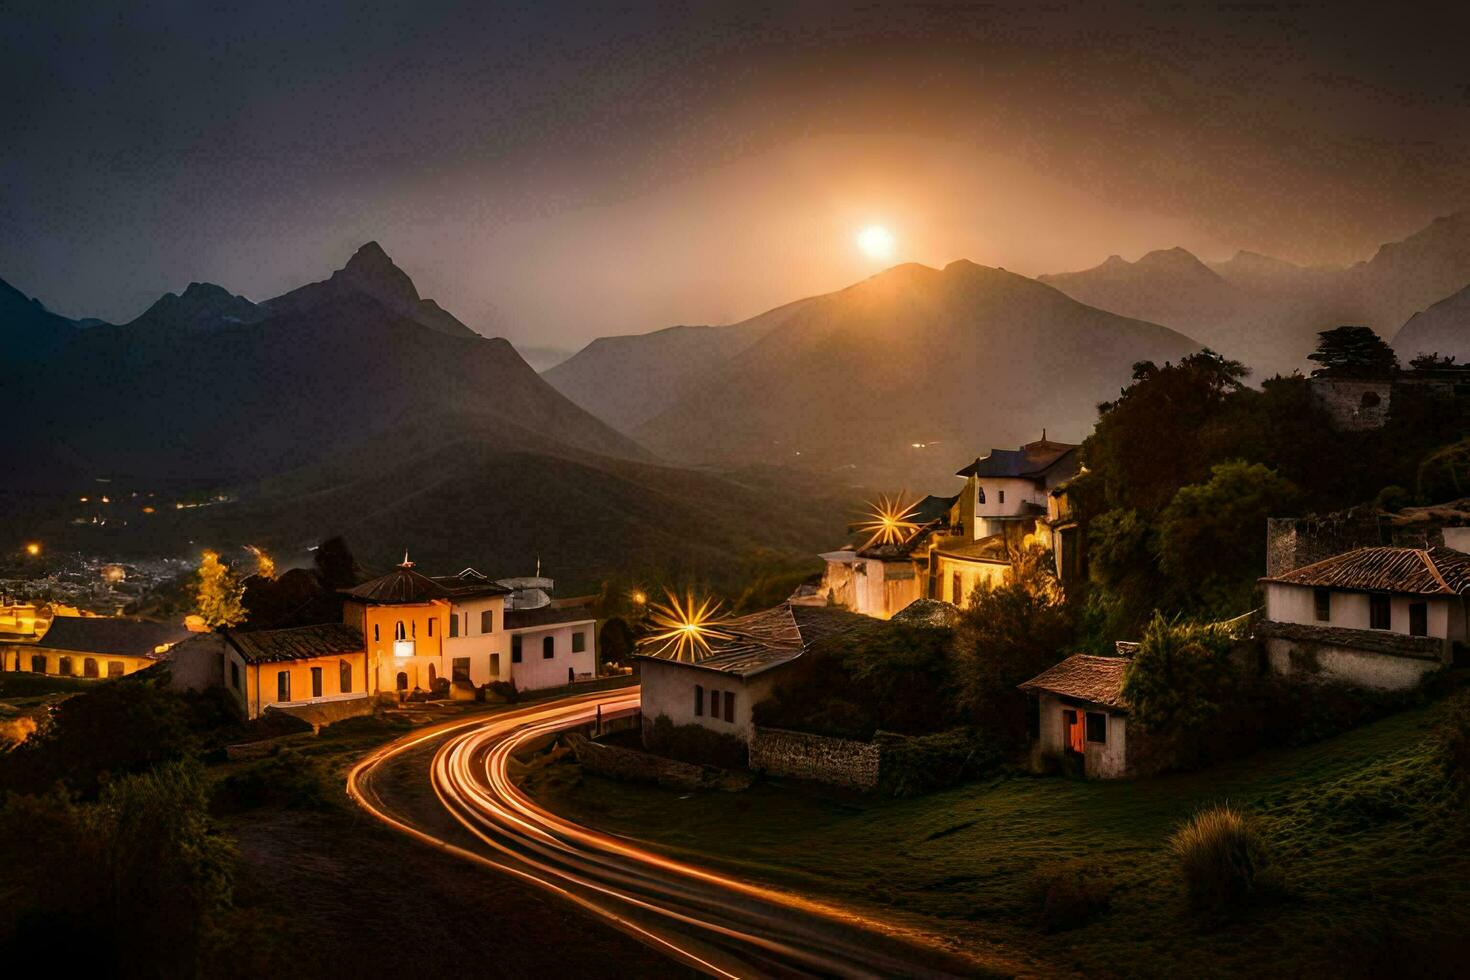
top-left (856, 492), bottom-right (921, 549)
top-left (637, 589), bottom-right (734, 663)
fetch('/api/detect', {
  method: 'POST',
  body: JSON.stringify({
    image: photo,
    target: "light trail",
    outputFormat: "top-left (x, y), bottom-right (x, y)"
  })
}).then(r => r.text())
top-left (348, 688), bottom-right (990, 978)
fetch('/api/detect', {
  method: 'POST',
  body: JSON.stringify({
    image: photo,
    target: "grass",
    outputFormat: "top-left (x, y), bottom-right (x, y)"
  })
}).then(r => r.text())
top-left (524, 695), bottom-right (1470, 977)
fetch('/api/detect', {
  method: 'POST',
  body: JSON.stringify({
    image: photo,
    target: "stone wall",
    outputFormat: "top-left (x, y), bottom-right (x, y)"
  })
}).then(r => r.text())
top-left (1266, 513), bottom-right (1445, 577)
top-left (749, 726), bottom-right (881, 790)
top-left (1308, 377), bottom-right (1394, 431)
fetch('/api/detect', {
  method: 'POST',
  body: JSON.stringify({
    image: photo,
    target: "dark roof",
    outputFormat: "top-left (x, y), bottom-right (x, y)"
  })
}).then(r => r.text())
top-left (504, 605), bottom-right (597, 630)
top-left (957, 439), bottom-right (1079, 479)
top-left (224, 623), bottom-right (365, 665)
top-left (1018, 654), bottom-right (1129, 710)
top-left (639, 604), bottom-right (886, 678)
top-left (911, 493), bottom-right (958, 525)
top-left (429, 575), bottom-right (512, 600)
top-left (891, 598), bottom-right (960, 628)
top-left (341, 563), bottom-right (451, 604)
top-left (1263, 546), bottom-right (1470, 596)
top-left (34, 616), bottom-right (192, 659)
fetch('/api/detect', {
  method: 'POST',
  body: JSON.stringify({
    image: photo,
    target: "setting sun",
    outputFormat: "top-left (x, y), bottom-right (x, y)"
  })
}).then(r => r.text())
top-left (856, 224), bottom-right (896, 261)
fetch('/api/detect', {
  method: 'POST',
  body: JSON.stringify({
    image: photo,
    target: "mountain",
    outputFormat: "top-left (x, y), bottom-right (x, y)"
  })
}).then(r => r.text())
top-left (264, 241), bottom-right (481, 339)
top-left (544, 297), bottom-right (814, 432)
top-left (125, 282), bottom-right (266, 332)
top-left (1040, 211), bottom-right (1470, 378)
top-left (633, 260), bottom-right (1202, 487)
top-left (513, 344), bottom-right (576, 373)
top-left (1, 276), bottom-right (83, 359)
top-left (1393, 283), bottom-right (1470, 363)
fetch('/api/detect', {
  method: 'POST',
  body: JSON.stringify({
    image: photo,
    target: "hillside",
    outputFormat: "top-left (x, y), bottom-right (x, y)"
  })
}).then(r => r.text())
top-left (634, 261), bottom-right (1201, 487)
top-left (544, 298), bottom-right (815, 433)
top-left (1, 276), bottom-right (84, 361)
top-left (1394, 283), bottom-right (1470, 362)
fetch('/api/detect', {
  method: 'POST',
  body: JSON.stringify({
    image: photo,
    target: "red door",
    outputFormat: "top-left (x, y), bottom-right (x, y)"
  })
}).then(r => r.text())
top-left (1063, 709), bottom-right (1085, 755)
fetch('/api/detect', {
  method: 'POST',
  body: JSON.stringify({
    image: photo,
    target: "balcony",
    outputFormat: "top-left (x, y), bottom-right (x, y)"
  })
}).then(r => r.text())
top-left (393, 639), bottom-right (416, 658)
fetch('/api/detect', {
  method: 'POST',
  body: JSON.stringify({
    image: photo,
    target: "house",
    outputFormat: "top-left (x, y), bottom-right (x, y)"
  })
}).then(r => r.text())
top-left (222, 624), bottom-right (371, 721)
top-left (502, 604), bottom-right (599, 689)
top-left (1, 615), bottom-right (190, 678)
top-left (637, 604), bottom-right (875, 744)
top-left (1258, 545), bottom-right (1470, 690)
top-left (952, 434), bottom-right (1079, 542)
top-left (1018, 654), bottom-right (1153, 779)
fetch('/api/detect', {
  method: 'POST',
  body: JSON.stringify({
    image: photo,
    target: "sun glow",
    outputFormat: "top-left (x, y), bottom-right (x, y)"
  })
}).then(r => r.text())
top-left (856, 493), bottom-right (921, 549)
top-left (856, 224), bottom-right (896, 261)
top-left (638, 589), bottom-right (733, 663)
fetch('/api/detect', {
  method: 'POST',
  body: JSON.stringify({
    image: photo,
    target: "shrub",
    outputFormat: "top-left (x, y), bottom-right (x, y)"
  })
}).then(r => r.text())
top-left (1417, 437), bottom-right (1470, 505)
top-left (487, 679), bottom-right (520, 703)
top-left (1028, 860), bottom-right (1114, 932)
top-left (1170, 803), bottom-right (1277, 914)
top-left (876, 727), bottom-right (1001, 797)
top-left (644, 714), bottom-right (747, 769)
top-left (212, 748), bottom-right (340, 813)
top-left (1123, 613), bottom-right (1237, 739)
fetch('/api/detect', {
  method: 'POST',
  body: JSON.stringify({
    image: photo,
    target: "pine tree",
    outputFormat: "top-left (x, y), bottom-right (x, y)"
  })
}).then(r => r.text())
top-left (1307, 326), bottom-right (1398, 378)
top-left (194, 550), bottom-right (245, 628)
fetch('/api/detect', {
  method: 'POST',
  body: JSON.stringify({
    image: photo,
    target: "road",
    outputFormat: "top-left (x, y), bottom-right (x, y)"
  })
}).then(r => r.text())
top-left (348, 686), bottom-right (991, 979)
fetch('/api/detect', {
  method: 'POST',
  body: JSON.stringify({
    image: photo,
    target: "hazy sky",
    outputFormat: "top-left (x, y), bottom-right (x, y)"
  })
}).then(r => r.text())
top-left (6, 2), bottom-right (1469, 348)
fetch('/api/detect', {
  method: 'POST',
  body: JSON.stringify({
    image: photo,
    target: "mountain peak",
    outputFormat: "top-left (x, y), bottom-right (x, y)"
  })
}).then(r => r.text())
top-left (337, 240), bottom-right (421, 307)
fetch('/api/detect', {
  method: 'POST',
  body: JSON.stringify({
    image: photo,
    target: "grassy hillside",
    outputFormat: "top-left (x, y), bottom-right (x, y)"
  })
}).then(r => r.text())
top-left (529, 693), bottom-right (1470, 976)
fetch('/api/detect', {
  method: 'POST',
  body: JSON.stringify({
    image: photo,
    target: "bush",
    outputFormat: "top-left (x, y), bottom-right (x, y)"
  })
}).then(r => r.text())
top-left (487, 679), bottom-right (520, 703)
top-left (212, 748), bottom-right (340, 813)
top-left (644, 714), bottom-right (747, 769)
top-left (1170, 803), bottom-right (1278, 914)
top-left (876, 727), bottom-right (1001, 797)
top-left (1122, 613), bottom-right (1238, 739)
top-left (1028, 860), bottom-right (1114, 932)
top-left (1418, 437), bottom-right (1470, 504)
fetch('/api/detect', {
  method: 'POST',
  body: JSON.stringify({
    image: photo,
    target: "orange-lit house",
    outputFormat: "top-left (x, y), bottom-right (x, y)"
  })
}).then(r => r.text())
top-left (341, 560), bottom-right (454, 696)
top-left (1018, 653), bottom-right (1153, 779)
top-left (221, 623), bottom-right (370, 721)
top-left (2, 615), bottom-right (190, 679)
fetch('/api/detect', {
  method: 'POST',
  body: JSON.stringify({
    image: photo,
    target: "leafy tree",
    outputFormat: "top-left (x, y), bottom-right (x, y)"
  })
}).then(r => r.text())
top-left (1307, 325), bottom-right (1398, 378)
top-left (1121, 612), bottom-right (1236, 737)
top-left (953, 580), bottom-right (1074, 743)
top-left (1158, 461), bottom-right (1300, 616)
top-left (1409, 351), bottom-right (1458, 371)
top-left (598, 617), bottom-right (637, 669)
top-left (313, 535), bottom-right (361, 591)
top-left (194, 549), bottom-right (246, 628)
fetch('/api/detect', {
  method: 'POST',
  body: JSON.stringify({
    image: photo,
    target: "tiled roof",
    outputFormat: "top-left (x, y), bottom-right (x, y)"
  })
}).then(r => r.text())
top-left (1263, 546), bottom-right (1470, 596)
top-left (34, 616), bottom-right (192, 658)
top-left (429, 575), bottom-right (512, 600)
top-left (957, 439), bottom-right (1079, 479)
top-left (1018, 654), bottom-right (1129, 710)
top-left (639, 604), bottom-right (886, 678)
top-left (341, 564), bottom-right (451, 604)
top-left (225, 623), bottom-right (365, 664)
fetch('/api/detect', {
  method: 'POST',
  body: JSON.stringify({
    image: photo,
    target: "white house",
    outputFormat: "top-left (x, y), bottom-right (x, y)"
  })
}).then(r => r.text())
top-left (1259, 546), bottom-right (1470, 690)
top-left (953, 434), bottom-right (1079, 541)
top-left (502, 604), bottom-right (598, 690)
top-left (432, 570), bottom-right (512, 688)
top-left (1018, 654), bottom-right (1154, 779)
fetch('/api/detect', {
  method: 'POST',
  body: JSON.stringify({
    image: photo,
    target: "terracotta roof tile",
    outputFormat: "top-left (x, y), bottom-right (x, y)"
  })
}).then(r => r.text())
top-left (225, 623), bottom-right (365, 664)
top-left (1264, 546), bottom-right (1470, 596)
top-left (1018, 654), bottom-right (1129, 709)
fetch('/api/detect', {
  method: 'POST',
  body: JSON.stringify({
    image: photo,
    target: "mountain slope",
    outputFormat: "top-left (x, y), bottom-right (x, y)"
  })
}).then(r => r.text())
top-left (544, 298), bottom-right (814, 432)
top-left (1, 276), bottom-right (83, 359)
top-left (125, 282), bottom-right (266, 332)
top-left (1393, 284), bottom-right (1470, 362)
top-left (1353, 211), bottom-right (1470, 331)
top-left (264, 241), bottom-right (480, 339)
top-left (634, 260), bottom-right (1201, 486)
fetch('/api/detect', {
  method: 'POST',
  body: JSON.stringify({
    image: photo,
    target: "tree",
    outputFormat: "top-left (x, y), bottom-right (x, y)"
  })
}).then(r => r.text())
top-left (312, 535), bottom-right (361, 591)
top-left (1121, 612), bottom-right (1236, 737)
top-left (1307, 326), bottom-right (1398, 378)
top-left (1158, 461), bottom-right (1300, 616)
top-left (1409, 351), bottom-right (1458, 371)
top-left (1418, 438), bottom-right (1470, 504)
top-left (194, 550), bottom-right (245, 628)
top-left (953, 580), bottom-right (1074, 743)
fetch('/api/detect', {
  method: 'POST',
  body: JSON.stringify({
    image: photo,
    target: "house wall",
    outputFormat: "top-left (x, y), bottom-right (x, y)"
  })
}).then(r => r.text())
top-left (241, 652), bottom-right (369, 720)
top-left (638, 658), bottom-right (780, 743)
top-left (443, 595), bottom-right (508, 686)
top-left (3, 648), bottom-right (153, 678)
top-left (344, 598), bottom-right (450, 695)
top-left (1036, 693), bottom-right (1130, 779)
top-left (935, 554), bottom-right (1009, 607)
top-left (1264, 637), bottom-right (1441, 691)
top-left (167, 633), bottom-right (225, 691)
top-left (1265, 583), bottom-right (1453, 638)
top-left (507, 622), bottom-right (596, 691)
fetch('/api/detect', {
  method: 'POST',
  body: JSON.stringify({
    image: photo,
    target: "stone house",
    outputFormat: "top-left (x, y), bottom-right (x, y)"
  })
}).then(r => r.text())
top-left (1018, 654), bottom-right (1154, 779)
top-left (1258, 545), bottom-right (1470, 690)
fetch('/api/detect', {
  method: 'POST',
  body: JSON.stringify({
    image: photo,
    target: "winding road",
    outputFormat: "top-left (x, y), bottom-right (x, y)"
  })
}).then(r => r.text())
top-left (347, 686), bottom-right (989, 978)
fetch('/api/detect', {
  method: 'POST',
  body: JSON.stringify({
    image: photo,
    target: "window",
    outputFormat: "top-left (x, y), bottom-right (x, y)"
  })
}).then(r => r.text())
top-left (395, 620), bottom-right (406, 640)
top-left (511, 635), bottom-right (522, 663)
top-left (710, 688), bottom-right (720, 718)
top-left (572, 630), bottom-right (586, 653)
top-left (277, 671), bottom-right (291, 703)
top-left (30, 655), bottom-right (44, 673)
top-left (83, 657), bottom-right (98, 678)
top-left (449, 614), bottom-right (459, 638)
top-left (58, 656), bottom-right (72, 676)
top-left (373, 623), bottom-right (379, 642)
top-left (952, 572), bottom-right (962, 604)
top-left (427, 617), bottom-right (434, 637)
top-left (311, 667), bottom-right (323, 698)
top-left (452, 657), bottom-right (471, 683)
top-left (490, 653), bottom-right (501, 677)
top-left (724, 691), bottom-right (735, 723)
top-left (231, 661), bottom-right (240, 690)
top-left (411, 619), bottom-right (416, 638)
top-left (481, 609), bottom-right (493, 633)
top-left (998, 489), bottom-right (1006, 505)
top-left (1085, 712), bottom-right (1107, 744)
top-left (694, 684), bottom-right (704, 716)
top-left (1313, 588), bottom-right (1331, 622)
top-left (107, 661), bottom-right (124, 679)
top-left (976, 486), bottom-right (986, 504)
top-left (543, 636), bottom-right (555, 659)
top-left (339, 659), bottom-right (352, 694)
top-left (1369, 594), bottom-right (1391, 630)
top-left (1409, 602), bottom-right (1428, 637)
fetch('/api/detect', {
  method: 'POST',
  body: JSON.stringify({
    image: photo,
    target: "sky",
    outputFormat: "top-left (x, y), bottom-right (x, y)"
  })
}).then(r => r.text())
top-left (5, 1), bottom-right (1469, 349)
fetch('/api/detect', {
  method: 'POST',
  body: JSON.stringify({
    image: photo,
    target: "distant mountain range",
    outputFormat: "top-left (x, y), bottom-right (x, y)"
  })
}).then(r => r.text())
top-left (1395, 283), bottom-right (1470, 363)
top-left (1038, 210), bottom-right (1470, 376)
